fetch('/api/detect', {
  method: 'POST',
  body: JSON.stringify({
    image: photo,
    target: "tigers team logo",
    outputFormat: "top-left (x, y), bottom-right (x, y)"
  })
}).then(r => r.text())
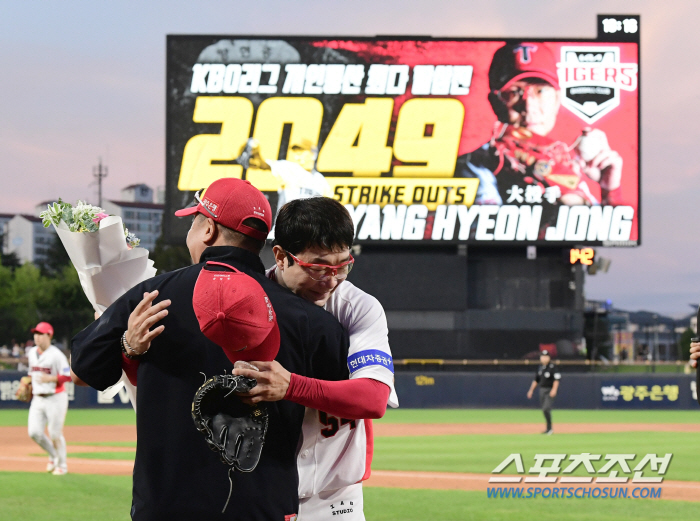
top-left (557, 46), bottom-right (638, 124)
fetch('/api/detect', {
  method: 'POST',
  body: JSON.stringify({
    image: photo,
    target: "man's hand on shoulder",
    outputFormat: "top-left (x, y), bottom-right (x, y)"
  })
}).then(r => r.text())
top-left (689, 341), bottom-right (700, 368)
top-left (232, 360), bottom-right (291, 405)
top-left (125, 290), bottom-right (171, 355)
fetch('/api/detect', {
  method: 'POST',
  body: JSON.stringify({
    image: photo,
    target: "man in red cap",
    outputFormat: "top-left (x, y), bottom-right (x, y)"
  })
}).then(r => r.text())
top-left (454, 42), bottom-right (622, 208)
top-left (488, 42), bottom-right (563, 138)
top-left (25, 322), bottom-right (72, 475)
top-left (71, 177), bottom-right (349, 521)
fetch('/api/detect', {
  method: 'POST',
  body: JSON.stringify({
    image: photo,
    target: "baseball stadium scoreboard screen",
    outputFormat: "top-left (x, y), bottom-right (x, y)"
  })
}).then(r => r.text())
top-left (165, 14), bottom-right (639, 246)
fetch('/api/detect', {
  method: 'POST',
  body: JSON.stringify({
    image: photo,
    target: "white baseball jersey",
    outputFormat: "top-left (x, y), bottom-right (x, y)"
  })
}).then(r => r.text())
top-left (268, 160), bottom-right (333, 209)
top-left (267, 267), bottom-right (398, 497)
top-left (27, 345), bottom-right (71, 395)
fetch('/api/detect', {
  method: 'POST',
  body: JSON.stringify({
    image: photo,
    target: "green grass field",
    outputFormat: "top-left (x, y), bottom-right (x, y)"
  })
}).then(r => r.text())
top-left (374, 431), bottom-right (695, 479)
top-left (3, 406), bottom-right (697, 427)
top-left (0, 473), bottom-right (694, 521)
top-left (377, 408), bottom-right (700, 423)
top-left (2, 408), bottom-right (699, 520)
top-left (0, 408), bottom-right (136, 427)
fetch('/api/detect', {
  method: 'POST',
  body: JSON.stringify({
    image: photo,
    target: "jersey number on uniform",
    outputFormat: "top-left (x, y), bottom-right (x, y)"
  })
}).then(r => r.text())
top-left (318, 411), bottom-right (356, 438)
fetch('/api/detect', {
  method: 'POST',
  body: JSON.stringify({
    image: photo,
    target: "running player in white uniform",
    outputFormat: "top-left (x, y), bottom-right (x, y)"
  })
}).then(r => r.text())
top-left (26, 322), bottom-right (71, 475)
top-left (234, 197), bottom-right (398, 520)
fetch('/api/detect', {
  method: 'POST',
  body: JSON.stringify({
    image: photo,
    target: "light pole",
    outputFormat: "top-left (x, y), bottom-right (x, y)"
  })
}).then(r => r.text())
top-left (93, 158), bottom-right (108, 207)
top-left (652, 314), bottom-right (658, 372)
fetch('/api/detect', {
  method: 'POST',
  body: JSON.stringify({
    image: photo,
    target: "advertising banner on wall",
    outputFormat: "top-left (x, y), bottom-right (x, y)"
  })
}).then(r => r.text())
top-left (165, 15), bottom-right (639, 245)
top-left (0, 372), bottom-right (132, 409)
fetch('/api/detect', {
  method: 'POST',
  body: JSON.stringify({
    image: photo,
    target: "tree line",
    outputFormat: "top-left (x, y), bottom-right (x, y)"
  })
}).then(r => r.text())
top-left (0, 233), bottom-right (191, 350)
top-left (0, 236), bottom-right (93, 349)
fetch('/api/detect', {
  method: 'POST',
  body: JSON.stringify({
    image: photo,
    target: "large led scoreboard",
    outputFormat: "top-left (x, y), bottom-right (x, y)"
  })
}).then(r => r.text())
top-left (164, 15), bottom-right (640, 249)
top-left (164, 15), bottom-right (640, 359)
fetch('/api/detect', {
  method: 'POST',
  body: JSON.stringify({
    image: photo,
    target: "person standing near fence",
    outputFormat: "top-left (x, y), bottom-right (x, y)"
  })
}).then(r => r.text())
top-left (526, 349), bottom-right (560, 434)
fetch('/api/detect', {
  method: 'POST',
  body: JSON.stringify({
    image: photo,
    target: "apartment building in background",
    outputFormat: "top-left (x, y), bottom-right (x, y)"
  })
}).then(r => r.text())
top-left (1, 184), bottom-right (163, 265)
top-left (102, 184), bottom-right (164, 252)
top-left (2, 213), bottom-right (55, 265)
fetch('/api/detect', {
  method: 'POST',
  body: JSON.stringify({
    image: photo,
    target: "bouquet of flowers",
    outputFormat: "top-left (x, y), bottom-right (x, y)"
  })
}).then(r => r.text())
top-left (40, 199), bottom-right (156, 312)
top-left (41, 199), bottom-right (157, 409)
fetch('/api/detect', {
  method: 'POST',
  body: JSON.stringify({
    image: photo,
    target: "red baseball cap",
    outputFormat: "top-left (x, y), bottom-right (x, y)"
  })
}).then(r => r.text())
top-left (193, 261), bottom-right (280, 364)
top-left (489, 42), bottom-right (560, 91)
top-left (31, 322), bottom-right (54, 336)
top-left (174, 178), bottom-right (272, 241)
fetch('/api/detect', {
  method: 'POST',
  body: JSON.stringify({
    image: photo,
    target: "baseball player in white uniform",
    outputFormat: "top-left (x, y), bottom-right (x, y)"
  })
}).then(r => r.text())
top-left (233, 197), bottom-right (398, 520)
top-left (26, 321), bottom-right (71, 475)
top-left (272, 270), bottom-right (398, 519)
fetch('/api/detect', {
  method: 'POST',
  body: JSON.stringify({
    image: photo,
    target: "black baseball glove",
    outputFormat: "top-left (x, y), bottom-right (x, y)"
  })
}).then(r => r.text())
top-left (191, 374), bottom-right (269, 473)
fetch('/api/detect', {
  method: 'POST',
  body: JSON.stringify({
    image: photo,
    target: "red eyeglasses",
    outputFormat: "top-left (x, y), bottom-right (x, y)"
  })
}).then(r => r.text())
top-left (286, 252), bottom-right (354, 281)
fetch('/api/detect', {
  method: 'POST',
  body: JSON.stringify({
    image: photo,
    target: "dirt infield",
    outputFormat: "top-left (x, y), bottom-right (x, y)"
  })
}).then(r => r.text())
top-left (0, 425), bottom-right (135, 476)
top-left (1, 423), bottom-right (698, 501)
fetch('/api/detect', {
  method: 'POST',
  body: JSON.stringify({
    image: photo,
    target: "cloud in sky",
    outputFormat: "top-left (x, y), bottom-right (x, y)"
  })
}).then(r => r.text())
top-left (0, 0), bottom-right (697, 315)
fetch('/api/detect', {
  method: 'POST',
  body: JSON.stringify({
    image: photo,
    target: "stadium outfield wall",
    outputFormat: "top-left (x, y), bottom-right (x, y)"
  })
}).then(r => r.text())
top-left (0, 371), bottom-right (697, 409)
top-left (0, 371), bottom-right (132, 409)
top-left (394, 372), bottom-right (699, 409)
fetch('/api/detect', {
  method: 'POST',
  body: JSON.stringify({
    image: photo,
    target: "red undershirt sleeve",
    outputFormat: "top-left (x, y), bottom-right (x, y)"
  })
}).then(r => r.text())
top-left (284, 373), bottom-right (390, 420)
top-left (121, 354), bottom-right (139, 386)
top-left (56, 375), bottom-right (73, 385)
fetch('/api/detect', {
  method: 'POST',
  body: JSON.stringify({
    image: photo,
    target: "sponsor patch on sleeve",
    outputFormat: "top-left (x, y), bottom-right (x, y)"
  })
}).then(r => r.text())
top-left (348, 349), bottom-right (394, 374)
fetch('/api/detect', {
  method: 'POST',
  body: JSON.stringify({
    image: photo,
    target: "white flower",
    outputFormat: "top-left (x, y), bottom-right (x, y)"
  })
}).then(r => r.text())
top-left (40, 198), bottom-right (142, 248)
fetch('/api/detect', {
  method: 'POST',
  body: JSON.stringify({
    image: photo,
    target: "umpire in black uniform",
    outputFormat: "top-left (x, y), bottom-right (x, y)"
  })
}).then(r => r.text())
top-left (70, 178), bottom-right (349, 521)
top-left (526, 349), bottom-right (561, 435)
